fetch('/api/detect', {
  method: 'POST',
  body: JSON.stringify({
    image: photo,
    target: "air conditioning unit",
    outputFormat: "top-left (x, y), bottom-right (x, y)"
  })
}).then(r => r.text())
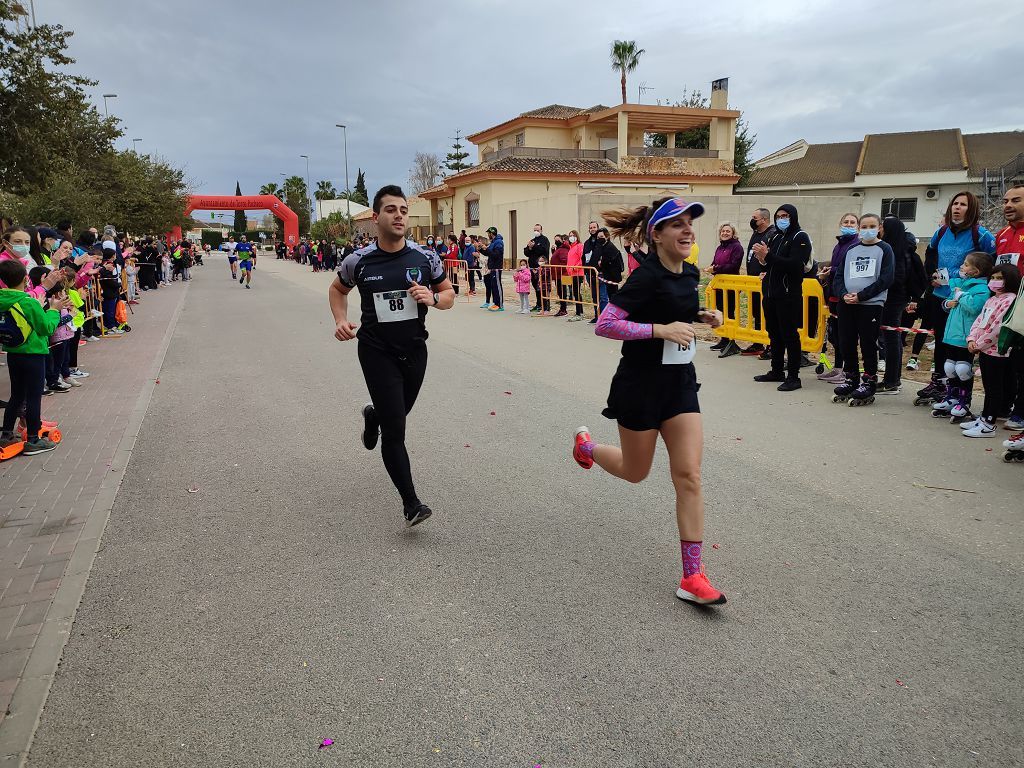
top-left (925, 189), bottom-right (939, 200)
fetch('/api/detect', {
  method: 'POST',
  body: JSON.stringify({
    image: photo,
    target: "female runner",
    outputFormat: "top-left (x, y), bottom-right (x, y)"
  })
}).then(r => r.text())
top-left (573, 198), bottom-right (726, 605)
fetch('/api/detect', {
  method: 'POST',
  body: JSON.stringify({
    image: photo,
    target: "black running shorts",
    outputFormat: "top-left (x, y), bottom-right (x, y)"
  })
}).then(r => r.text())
top-left (602, 361), bottom-right (701, 432)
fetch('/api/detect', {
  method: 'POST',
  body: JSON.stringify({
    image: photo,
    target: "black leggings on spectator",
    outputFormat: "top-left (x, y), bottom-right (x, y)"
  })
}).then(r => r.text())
top-left (68, 330), bottom-right (81, 368)
top-left (713, 288), bottom-right (737, 322)
top-left (571, 276), bottom-right (583, 315)
top-left (979, 354), bottom-right (1012, 420)
top-left (838, 301), bottom-right (883, 378)
top-left (47, 341), bottom-right (68, 386)
top-left (3, 353), bottom-right (45, 438)
top-left (1012, 347), bottom-right (1024, 418)
top-left (880, 299), bottom-right (907, 386)
top-left (357, 342), bottom-right (427, 509)
top-left (764, 294), bottom-right (803, 379)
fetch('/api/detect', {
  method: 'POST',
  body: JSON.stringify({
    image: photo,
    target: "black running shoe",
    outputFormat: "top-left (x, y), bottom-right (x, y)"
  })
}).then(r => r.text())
top-left (361, 403), bottom-right (379, 450)
top-left (404, 503), bottom-right (432, 528)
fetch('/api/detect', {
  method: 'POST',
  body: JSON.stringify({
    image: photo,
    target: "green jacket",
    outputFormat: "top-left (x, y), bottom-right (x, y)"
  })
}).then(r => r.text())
top-left (0, 288), bottom-right (60, 354)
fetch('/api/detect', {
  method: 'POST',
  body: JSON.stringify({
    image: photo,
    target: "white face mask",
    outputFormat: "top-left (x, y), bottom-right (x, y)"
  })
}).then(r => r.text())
top-left (568, 235), bottom-right (577, 244)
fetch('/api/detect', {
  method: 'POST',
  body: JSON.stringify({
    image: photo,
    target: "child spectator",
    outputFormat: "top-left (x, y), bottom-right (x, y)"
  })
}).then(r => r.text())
top-left (536, 254), bottom-right (551, 313)
top-left (0, 258), bottom-right (70, 455)
top-left (125, 257), bottom-right (139, 303)
top-left (933, 251), bottom-right (994, 421)
top-left (962, 264), bottom-right (1019, 436)
top-left (45, 278), bottom-right (77, 393)
top-left (96, 252), bottom-right (123, 335)
top-left (514, 258), bottom-right (532, 314)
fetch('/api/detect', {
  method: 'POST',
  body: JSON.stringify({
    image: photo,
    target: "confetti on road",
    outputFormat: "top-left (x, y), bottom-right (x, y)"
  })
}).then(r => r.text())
top-left (489, 411), bottom-right (496, 416)
top-left (464, 444), bottom-right (471, 448)
top-left (155, 379), bottom-right (160, 384)
top-left (318, 739), bottom-right (333, 750)
top-left (187, 486), bottom-right (199, 493)
top-left (736, 437), bottom-right (743, 441)
top-left (504, 391), bottom-right (513, 395)
top-left (711, 543), bottom-right (720, 550)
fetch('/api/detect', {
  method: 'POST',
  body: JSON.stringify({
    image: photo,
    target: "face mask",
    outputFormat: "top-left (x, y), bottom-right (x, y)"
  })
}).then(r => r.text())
top-left (10, 244), bottom-right (30, 257)
top-left (840, 226), bottom-right (857, 236)
top-left (554, 240), bottom-right (562, 247)
top-left (427, 239), bottom-right (433, 245)
top-left (989, 280), bottom-right (1005, 292)
top-left (749, 218), bottom-right (758, 230)
top-left (598, 238), bottom-right (606, 244)
top-left (859, 228), bottom-right (878, 241)
top-left (48, 241), bottom-right (59, 252)
top-left (776, 218), bottom-right (790, 232)
top-left (534, 231), bottom-right (541, 237)
top-left (569, 236), bottom-right (577, 244)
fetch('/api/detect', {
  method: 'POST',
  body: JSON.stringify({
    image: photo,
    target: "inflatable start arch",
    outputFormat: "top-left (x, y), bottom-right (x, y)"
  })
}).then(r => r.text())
top-left (170, 194), bottom-right (299, 246)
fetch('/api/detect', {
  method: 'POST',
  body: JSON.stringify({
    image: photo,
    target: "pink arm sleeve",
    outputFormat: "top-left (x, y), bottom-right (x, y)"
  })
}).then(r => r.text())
top-left (595, 303), bottom-right (653, 341)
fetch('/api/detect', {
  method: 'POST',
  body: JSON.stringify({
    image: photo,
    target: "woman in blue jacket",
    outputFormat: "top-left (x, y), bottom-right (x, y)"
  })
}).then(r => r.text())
top-left (917, 192), bottom-right (996, 402)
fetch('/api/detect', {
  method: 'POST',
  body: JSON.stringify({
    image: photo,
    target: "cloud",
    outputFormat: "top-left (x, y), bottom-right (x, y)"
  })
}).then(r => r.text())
top-left (39, 0), bottom-right (1023, 208)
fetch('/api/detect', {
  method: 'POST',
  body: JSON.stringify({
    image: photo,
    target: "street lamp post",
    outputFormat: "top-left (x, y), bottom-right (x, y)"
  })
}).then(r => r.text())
top-left (300, 154), bottom-right (313, 223)
top-left (335, 124), bottom-right (351, 222)
top-left (102, 93), bottom-right (118, 119)
top-left (132, 138), bottom-right (142, 153)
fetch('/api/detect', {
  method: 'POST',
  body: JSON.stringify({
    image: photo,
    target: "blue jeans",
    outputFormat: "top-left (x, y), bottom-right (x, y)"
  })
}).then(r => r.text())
top-left (598, 283), bottom-right (617, 316)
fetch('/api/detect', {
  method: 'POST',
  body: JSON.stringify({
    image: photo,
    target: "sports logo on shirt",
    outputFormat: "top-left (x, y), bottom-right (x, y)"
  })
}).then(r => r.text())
top-left (405, 267), bottom-right (422, 284)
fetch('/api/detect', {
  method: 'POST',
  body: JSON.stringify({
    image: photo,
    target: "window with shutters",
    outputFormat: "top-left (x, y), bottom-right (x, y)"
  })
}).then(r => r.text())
top-left (515, 132), bottom-right (525, 147)
top-left (467, 199), bottom-right (480, 227)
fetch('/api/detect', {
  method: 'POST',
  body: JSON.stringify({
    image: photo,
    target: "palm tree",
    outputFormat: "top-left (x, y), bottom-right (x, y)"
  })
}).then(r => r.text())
top-left (315, 180), bottom-right (338, 200)
top-left (610, 40), bottom-right (645, 104)
top-left (259, 182), bottom-right (281, 197)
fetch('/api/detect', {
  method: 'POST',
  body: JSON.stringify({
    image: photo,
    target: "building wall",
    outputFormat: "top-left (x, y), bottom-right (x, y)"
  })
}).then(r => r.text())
top-left (579, 192), bottom-right (862, 267)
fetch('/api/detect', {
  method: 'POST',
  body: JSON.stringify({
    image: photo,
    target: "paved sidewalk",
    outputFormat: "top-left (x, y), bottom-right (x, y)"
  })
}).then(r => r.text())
top-left (0, 279), bottom-right (188, 763)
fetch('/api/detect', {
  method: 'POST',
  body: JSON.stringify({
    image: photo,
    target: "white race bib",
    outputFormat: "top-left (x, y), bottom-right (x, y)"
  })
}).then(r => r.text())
top-left (996, 252), bottom-right (1021, 268)
top-left (935, 267), bottom-right (950, 286)
top-left (663, 339), bottom-right (697, 365)
top-left (373, 290), bottom-right (418, 323)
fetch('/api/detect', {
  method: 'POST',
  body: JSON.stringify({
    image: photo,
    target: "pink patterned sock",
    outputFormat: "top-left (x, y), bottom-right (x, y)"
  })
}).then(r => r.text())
top-left (579, 440), bottom-right (594, 459)
top-left (681, 540), bottom-right (702, 578)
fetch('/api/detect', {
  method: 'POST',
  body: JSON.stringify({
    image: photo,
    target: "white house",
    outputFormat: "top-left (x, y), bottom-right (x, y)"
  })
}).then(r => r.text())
top-left (316, 199), bottom-right (370, 220)
top-left (739, 129), bottom-right (1024, 231)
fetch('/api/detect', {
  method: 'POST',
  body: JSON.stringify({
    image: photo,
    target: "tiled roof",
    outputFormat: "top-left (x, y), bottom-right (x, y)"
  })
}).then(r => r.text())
top-left (859, 129), bottom-right (964, 174)
top-left (744, 142), bottom-right (861, 187)
top-left (451, 157), bottom-right (629, 177)
top-left (963, 131), bottom-right (1024, 177)
top-left (518, 104), bottom-right (610, 119)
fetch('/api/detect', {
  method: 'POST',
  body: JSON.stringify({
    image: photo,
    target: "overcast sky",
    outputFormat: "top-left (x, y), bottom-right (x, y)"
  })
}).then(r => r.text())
top-left (38, 0), bottom-right (1023, 207)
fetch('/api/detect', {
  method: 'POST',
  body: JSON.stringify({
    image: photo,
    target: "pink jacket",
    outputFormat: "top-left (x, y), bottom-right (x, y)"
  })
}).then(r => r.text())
top-left (566, 242), bottom-right (583, 277)
top-left (0, 248), bottom-right (46, 299)
top-left (513, 266), bottom-right (532, 293)
top-left (967, 292), bottom-right (1015, 357)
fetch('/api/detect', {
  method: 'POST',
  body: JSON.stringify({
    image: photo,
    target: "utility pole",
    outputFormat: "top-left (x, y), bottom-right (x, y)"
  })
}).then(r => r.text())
top-left (336, 124), bottom-right (351, 222)
top-left (102, 93), bottom-right (118, 118)
top-left (300, 154), bottom-right (313, 223)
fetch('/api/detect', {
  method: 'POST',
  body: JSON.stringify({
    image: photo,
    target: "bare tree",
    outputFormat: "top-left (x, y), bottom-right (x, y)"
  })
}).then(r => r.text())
top-left (408, 151), bottom-right (442, 195)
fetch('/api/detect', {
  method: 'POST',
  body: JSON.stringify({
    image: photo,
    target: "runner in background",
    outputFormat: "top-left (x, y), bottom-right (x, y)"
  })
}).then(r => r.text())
top-left (224, 235), bottom-right (238, 280)
top-left (235, 235), bottom-right (256, 289)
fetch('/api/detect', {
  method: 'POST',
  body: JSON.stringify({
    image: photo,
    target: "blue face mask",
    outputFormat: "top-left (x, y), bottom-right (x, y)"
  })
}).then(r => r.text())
top-left (840, 226), bottom-right (857, 236)
top-left (859, 228), bottom-right (878, 241)
top-left (776, 218), bottom-right (790, 232)
top-left (10, 244), bottom-right (30, 257)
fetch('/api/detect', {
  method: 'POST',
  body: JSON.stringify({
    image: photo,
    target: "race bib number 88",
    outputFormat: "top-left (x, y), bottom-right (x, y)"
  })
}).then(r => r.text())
top-left (373, 290), bottom-right (418, 323)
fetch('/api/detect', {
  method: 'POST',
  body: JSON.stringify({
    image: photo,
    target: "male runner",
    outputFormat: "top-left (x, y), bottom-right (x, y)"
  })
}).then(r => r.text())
top-left (224, 236), bottom-right (238, 279)
top-left (235, 235), bottom-right (256, 289)
top-left (329, 185), bottom-right (456, 527)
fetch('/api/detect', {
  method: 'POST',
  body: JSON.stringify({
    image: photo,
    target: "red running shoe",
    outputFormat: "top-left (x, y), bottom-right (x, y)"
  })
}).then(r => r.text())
top-left (573, 426), bottom-right (594, 469)
top-left (676, 566), bottom-right (727, 605)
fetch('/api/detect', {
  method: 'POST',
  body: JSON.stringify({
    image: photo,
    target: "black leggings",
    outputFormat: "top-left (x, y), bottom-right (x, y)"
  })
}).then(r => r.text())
top-left (357, 342), bottom-right (427, 508)
top-left (979, 354), bottom-right (1011, 420)
top-left (763, 294), bottom-right (803, 378)
top-left (838, 302), bottom-right (882, 379)
top-left (3, 353), bottom-right (46, 437)
top-left (880, 299), bottom-right (907, 386)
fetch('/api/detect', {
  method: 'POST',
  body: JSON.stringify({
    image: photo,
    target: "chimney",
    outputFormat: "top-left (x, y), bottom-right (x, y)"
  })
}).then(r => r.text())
top-left (710, 78), bottom-right (729, 109)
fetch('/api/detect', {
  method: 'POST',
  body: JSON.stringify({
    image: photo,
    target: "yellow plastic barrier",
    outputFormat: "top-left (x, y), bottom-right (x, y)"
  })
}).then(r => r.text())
top-left (704, 275), bottom-right (827, 354)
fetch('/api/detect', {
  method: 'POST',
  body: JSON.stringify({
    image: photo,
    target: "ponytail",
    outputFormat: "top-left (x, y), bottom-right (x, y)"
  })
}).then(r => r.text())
top-left (601, 196), bottom-right (673, 251)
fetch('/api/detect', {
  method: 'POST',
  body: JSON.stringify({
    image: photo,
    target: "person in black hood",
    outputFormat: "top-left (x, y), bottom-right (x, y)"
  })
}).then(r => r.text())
top-left (878, 216), bottom-right (909, 392)
top-left (751, 203), bottom-right (812, 390)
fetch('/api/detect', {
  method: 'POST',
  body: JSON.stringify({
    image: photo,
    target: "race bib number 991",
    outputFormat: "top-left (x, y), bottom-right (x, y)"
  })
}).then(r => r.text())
top-left (373, 290), bottom-right (418, 323)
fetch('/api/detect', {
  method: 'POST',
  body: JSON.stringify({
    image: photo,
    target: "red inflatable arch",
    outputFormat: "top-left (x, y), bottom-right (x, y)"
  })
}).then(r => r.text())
top-left (170, 194), bottom-right (299, 246)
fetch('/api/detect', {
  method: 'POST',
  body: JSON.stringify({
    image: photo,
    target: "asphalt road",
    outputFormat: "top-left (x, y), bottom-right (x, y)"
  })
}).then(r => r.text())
top-left (28, 256), bottom-right (1023, 767)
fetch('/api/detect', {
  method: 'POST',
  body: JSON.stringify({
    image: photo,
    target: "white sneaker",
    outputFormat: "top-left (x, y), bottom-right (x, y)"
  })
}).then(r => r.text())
top-left (877, 359), bottom-right (886, 373)
top-left (959, 416), bottom-right (982, 431)
top-left (63, 376), bottom-right (82, 387)
top-left (962, 421), bottom-right (995, 438)
top-left (926, 341), bottom-right (936, 351)
top-left (90, 309), bottom-right (102, 318)
top-left (906, 357), bottom-right (919, 371)
top-left (68, 369), bottom-right (89, 378)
